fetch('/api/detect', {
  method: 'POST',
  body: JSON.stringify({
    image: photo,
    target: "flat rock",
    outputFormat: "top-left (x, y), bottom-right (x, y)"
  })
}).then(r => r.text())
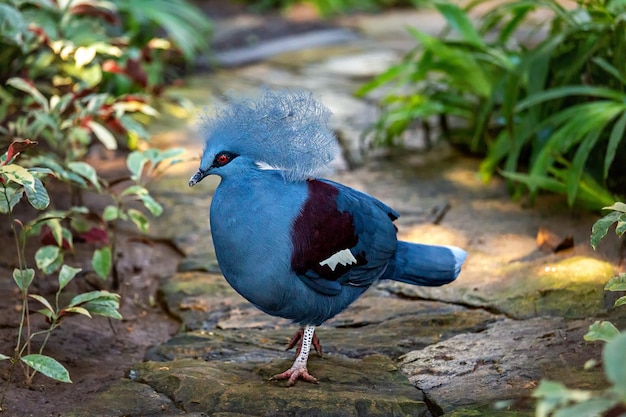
top-left (65, 378), bottom-right (185, 417)
top-left (400, 317), bottom-right (607, 414)
top-left (129, 355), bottom-right (430, 417)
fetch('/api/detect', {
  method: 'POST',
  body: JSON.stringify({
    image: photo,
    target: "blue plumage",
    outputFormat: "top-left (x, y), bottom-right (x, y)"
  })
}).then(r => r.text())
top-left (189, 90), bottom-right (467, 385)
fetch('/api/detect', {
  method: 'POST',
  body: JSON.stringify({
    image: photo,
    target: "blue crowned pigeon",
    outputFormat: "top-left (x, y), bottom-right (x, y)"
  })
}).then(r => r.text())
top-left (189, 90), bottom-right (466, 385)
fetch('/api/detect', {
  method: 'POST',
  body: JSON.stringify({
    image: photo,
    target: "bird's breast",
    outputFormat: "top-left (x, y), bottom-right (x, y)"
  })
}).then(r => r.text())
top-left (208, 175), bottom-right (308, 309)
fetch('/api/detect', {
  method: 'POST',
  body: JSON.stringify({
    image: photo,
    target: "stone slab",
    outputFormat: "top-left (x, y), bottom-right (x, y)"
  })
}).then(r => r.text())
top-left (400, 317), bottom-right (607, 413)
top-left (130, 355), bottom-right (431, 416)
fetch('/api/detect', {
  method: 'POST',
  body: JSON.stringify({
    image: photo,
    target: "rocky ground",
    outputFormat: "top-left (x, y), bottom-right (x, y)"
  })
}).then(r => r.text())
top-left (1, 3), bottom-right (623, 417)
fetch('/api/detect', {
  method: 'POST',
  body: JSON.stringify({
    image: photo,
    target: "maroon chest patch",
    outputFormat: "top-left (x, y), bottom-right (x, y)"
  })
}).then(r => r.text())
top-left (291, 180), bottom-right (364, 279)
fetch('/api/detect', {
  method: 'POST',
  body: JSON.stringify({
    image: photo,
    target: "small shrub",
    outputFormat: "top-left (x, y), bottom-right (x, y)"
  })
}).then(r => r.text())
top-left (359, 0), bottom-right (625, 209)
top-left (0, 0), bottom-right (206, 409)
top-left (0, 141), bottom-right (122, 409)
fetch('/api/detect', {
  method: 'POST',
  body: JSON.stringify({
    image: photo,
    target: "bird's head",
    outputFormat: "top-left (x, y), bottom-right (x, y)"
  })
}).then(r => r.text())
top-left (189, 89), bottom-right (339, 187)
top-left (188, 150), bottom-right (241, 186)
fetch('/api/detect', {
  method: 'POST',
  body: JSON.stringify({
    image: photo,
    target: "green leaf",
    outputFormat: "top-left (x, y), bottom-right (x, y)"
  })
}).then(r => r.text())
top-left (605, 273), bottom-right (626, 292)
top-left (614, 296), bottom-right (626, 307)
top-left (70, 215), bottom-right (91, 233)
top-left (29, 294), bottom-right (55, 316)
top-left (58, 265), bottom-right (81, 291)
top-left (92, 247), bottom-right (111, 280)
top-left (126, 151), bottom-right (147, 181)
top-left (584, 321), bottom-right (620, 342)
top-left (67, 291), bottom-right (121, 319)
top-left (566, 129), bottom-right (602, 206)
top-left (68, 290), bottom-right (119, 307)
top-left (7, 78), bottom-right (50, 113)
top-left (0, 185), bottom-right (24, 213)
top-left (356, 64), bottom-right (405, 96)
top-left (60, 306), bottom-right (91, 318)
top-left (121, 184), bottom-right (148, 197)
top-left (127, 208), bottom-right (149, 233)
top-left (37, 309), bottom-right (54, 320)
top-left (0, 164), bottom-right (35, 189)
top-left (35, 246), bottom-right (62, 274)
top-left (139, 194), bottom-right (163, 217)
top-left (0, 4), bottom-right (27, 48)
top-left (603, 202), bottom-right (626, 213)
top-left (115, 0), bottom-right (211, 62)
top-left (151, 147), bottom-right (185, 165)
top-left (120, 185), bottom-right (162, 216)
top-left (603, 332), bottom-right (626, 392)
top-left (434, 0), bottom-right (485, 47)
top-left (67, 162), bottom-right (101, 192)
top-left (83, 299), bottom-right (122, 320)
top-left (516, 85), bottom-right (626, 112)
top-left (0, 353), bottom-right (9, 361)
top-left (45, 218), bottom-right (63, 247)
top-left (532, 380), bottom-right (591, 402)
top-left (86, 120), bottom-right (117, 150)
top-left (592, 57), bottom-right (626, 85)
top-left (604, 112), bottom-right (626, 179)
top-left (13, 268), bottom-right (35, 292)
top-left (530, 102), bottom-right (623, 186)
top-left (28, 167), bottom-right (55, 177)
top-left (24, 177), bottom-right (50, 210)
top-left (591, 212), bottom-right (621, 250)
top-left (102, 205), bottom-right (120, 221)
top-left (21, 354), bottom-right (71, 383)
top-left (500, 170), bottom-right (566, 194)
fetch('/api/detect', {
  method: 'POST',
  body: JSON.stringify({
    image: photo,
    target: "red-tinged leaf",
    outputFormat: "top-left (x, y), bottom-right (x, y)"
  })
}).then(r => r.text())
top-left (28, 26), bottom-right (50, 44)
top-left (78, 227), bottom-right (109, 244)
top-left (40, 224), bottom-right (71, 249)
top-left (4, 139), bottom-right (38, 165)
top-left (102, 60), bottom-right (125, 74)
top-left (79, 115), bottom-right (92, 129)
top-left (104, 119), bottom-right (126, 135)
top-left (125, 59), bottom-right (147, 87)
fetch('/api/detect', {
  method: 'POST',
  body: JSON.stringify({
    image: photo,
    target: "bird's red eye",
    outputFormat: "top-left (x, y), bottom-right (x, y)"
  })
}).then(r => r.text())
top-left (216, 154), bottom-right (229, 165)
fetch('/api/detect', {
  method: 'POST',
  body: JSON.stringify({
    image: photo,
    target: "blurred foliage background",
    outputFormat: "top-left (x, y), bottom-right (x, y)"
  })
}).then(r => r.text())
top-left (358, 0), bottom-right (626, 210)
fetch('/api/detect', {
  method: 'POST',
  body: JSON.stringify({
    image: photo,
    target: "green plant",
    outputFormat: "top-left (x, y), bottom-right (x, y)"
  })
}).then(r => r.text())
top-left (0, 1), bottom-right (200, 408)
top-left (0, 141), bottom-right (121, 411)
top-left (532, 202), bottom-right (626, 416)
top-left (0, 0), bottom-right (195, 286)
top-left (358, 0), bottom-right (518, 149)
top-left (359, 0), bottom-right (626, 209)
top-left (96, 147), bottom-right (185, 288)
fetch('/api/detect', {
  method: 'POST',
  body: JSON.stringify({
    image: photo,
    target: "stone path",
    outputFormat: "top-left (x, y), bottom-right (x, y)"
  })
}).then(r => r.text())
top-left (67, 6), bottom-right (621, 417)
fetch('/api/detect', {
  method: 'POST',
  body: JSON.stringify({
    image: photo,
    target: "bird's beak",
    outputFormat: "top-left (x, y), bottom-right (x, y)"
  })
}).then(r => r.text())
top-left (189, 169), bottom-right (208, 187)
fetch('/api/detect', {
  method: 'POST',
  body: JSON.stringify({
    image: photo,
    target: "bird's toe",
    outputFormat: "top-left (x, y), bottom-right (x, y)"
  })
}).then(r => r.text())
top-left (270, 367), bottom-right (319, 386)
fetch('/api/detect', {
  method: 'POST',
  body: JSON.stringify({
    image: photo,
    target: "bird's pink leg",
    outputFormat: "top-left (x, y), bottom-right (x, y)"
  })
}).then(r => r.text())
top-left (285, 327), bottom-right (322, 356)
top-left (271, 325), bottom-right (319, 385)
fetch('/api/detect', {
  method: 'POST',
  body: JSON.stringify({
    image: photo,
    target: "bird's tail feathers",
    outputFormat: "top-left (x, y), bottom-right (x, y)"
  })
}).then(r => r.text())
top-left (384, 241), bottom-right (466, 287)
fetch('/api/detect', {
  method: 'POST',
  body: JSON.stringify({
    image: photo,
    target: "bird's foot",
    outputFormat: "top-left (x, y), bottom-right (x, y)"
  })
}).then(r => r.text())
top-left (270, 365), bottom-right (319, 386)
top-left (286, 327), bottom-right (322, 356)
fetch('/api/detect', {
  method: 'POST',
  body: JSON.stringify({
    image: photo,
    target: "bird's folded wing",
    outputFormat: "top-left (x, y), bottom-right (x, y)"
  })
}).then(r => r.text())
top-left (290, 179), bottom-right (398, 296)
